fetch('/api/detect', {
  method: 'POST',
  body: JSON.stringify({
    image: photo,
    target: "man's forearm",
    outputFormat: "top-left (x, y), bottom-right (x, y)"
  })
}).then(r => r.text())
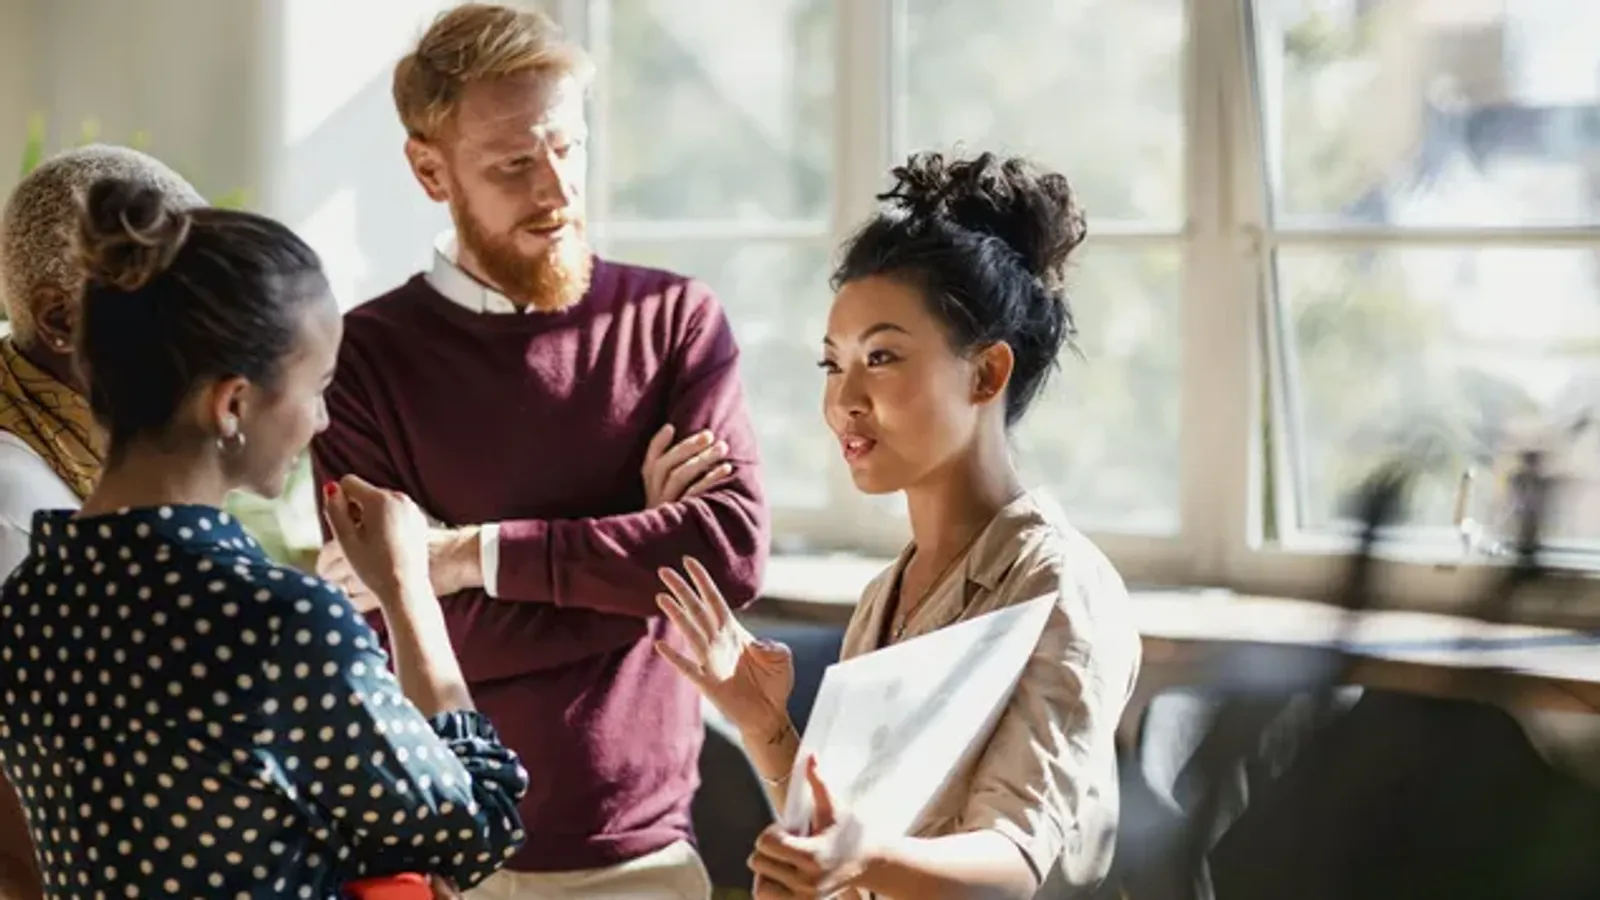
top-left (429, 525), bottom-right (485, 597)
top-left (487, 488), bottom-right (767, 616)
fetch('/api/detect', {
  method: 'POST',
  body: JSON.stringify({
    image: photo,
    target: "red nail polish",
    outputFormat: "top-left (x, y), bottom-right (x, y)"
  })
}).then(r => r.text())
top-left (322, 482), bottom-right (337, 499)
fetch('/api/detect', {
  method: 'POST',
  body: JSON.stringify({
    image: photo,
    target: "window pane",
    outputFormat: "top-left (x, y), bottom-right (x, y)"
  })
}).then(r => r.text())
top-left (1015, 245), bottom-right (1182, 533)
top-left (598, 0), bottom-right (832, 221)
top-left (1278, 246), bottom-right (1600, 541)
top-left (604, 240), bottom-right (836, 509)
top-left (1258, 0), bottom-right (1600, 228)
top-left (899, 0), bottom-right (1186, 225)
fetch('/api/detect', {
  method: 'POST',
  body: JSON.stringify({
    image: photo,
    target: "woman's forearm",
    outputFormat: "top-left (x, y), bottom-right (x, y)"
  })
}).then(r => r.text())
top-left (739, 714), bottom-right (802, 812)
top-left (378, 582), bottom-right (474, 717)
top-left (858, 830), bottom-right (1037, 900)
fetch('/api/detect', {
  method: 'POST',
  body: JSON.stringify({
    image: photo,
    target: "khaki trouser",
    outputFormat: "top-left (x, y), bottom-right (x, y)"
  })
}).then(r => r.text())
top-left (466, 840), bottom-right (712, 900)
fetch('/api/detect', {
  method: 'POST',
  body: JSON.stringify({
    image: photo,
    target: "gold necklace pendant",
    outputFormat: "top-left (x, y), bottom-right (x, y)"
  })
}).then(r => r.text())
top-left (891, 540), bottom-right (973, 643)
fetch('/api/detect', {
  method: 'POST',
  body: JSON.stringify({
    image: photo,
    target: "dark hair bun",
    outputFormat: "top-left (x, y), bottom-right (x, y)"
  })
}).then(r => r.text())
top-left (78, 177), bottom-right (193, 292)
top-left (76, 182), bottom-right (324, 454)
top-left (836, 151), bottom-right (1084, 426)
top-left (882, 151), bottom-right (1087, 289)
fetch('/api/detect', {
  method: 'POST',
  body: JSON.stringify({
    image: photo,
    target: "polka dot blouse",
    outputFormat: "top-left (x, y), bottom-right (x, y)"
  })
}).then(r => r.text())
top-left (0, 505), bottom-right (530, 898)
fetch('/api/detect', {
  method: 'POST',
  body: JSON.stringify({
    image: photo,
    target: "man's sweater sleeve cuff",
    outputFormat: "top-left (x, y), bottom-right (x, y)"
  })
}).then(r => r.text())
top-left (479, 522), bottom-right (501, 598)
top-left (482, 518), bottom-right (553, 601)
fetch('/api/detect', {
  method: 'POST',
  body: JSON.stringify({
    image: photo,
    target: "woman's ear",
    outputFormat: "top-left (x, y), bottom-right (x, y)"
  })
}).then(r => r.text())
top-left (202, 375), bottom-right (251, 441)
top-left (971, 341), bottom-right (1015, 407)
top-left (32, 287), bottom-right (76, 354)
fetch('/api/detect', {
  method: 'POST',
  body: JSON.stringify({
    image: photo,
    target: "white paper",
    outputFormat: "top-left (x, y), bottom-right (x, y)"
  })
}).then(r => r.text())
top-left (779, 595), bottom-right (1057, 851)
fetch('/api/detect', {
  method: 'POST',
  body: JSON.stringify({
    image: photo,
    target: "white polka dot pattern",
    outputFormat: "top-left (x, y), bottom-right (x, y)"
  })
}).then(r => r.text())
top-left (0, 505), bottom-right (529, 897)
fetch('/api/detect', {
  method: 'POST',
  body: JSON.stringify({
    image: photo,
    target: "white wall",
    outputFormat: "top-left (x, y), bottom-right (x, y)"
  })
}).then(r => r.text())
top-left (33, 0), bottom-right (268, 202)
top-left (259, 0), bottom-right (471, 308)
top-left (0, 0), bottom-right (532, 309)
top-left (0, 0), bottom-right (37, 183)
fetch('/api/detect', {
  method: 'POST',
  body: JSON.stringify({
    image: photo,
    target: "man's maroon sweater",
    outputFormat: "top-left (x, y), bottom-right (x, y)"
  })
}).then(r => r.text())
top-left (311, 259), bottom-right (769, 872)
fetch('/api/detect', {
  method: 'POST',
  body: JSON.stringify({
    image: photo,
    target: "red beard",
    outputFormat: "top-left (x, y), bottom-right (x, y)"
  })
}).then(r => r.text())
top-left (453, 202), bottom-right (594, 312)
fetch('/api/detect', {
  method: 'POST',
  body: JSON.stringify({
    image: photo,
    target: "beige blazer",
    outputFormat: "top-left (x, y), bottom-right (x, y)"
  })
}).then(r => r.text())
top-left (840, 491), bottom-right (1141, 895)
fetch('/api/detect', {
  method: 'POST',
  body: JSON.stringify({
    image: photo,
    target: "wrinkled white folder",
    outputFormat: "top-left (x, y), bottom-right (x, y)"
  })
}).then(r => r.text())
top-left (779, 595), bottom-right (1057, 851)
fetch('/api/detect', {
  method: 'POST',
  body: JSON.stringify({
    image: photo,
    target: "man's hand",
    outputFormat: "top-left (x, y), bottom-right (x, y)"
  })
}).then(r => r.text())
top-left (317, 539), bottom-right (381, 613)
top-left (642, 424), bottom-right (733, 509)
top-left (318, 525), bottom-right (484, 609)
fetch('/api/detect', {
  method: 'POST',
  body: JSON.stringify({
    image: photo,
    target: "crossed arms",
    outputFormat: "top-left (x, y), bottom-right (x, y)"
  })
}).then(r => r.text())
top-left (310, 285), bottom-right (769, 670)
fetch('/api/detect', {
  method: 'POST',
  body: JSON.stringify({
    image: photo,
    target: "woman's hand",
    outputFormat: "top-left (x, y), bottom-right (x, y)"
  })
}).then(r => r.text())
top-left (654, 557), bottom-right (794, 737)
top-left (426, 875), bottom-right (462, 899)
top-left (751, 757), bottom-right (872, 899)
top-left (322, 476), bottom-right (432, 605)
top-left (319, 526), bottom-right (481, 610)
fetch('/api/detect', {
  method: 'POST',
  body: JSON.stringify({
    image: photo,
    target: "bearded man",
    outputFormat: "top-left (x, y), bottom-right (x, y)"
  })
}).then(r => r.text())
top-left (310, 5), bottom-right (769, 898)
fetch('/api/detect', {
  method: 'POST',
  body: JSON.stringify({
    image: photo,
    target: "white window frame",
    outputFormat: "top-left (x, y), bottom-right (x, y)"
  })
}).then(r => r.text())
top-left (555, 0), bottom-right (1600, 619)
top-left (1230, 0), bottom-right (1600, 618)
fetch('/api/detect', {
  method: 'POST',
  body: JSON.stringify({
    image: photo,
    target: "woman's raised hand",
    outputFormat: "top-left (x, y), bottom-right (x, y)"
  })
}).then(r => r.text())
top-left (654, 557), bottom-right (794, 737)
top-left (322, 475), bottom-right (431, 606)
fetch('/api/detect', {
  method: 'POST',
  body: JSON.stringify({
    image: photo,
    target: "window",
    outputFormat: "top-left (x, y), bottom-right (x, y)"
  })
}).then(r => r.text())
top-left (556, 0), bottom-right (1600, 610)
top-left (898, 0), bottom-right (1187, 536)
top-left (1255, 0), bottom-right (1600, 555)
top-left (569, 0), bottom-right (1188, 545)
top-left (573, 0), bottom-right (838, 520)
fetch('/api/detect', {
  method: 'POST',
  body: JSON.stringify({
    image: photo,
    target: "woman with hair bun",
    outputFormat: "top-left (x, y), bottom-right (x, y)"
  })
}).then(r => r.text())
top-left (656, 152), bottom-right (1143, 899)
top-left (0, 179), bottom-right (527, 896)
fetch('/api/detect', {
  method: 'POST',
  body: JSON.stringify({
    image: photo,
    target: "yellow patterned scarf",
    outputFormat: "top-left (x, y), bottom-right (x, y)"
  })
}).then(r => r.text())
top-left (0, 337), bottom-right (103, 499)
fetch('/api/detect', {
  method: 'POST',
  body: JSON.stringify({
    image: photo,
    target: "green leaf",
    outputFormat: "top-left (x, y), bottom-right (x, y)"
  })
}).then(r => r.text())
top-left (19, 113), bottom-right (46, 178)
top-left (210, 188), bottom-right (252, 210)
top-left (17, 114), bottom-right (254, 211)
